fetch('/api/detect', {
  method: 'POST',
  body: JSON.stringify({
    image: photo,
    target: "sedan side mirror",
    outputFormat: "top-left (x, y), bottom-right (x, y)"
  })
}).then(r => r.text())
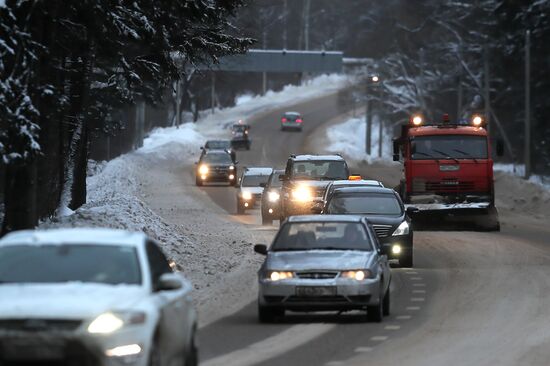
top-left (406, 206), bottom-right (420, 216)
top-left (200, 146), bottom-right (204, 150)
top-left (311, 200), bottom-right (324, 214)
top-left (259, 183), bottom-right (266, 188)
top-left (156, 273), bottom-right (183, 291)
top-left (254, 244), bottom-right (268, 255)
top-left (234, 161), bottom-right (239, 165)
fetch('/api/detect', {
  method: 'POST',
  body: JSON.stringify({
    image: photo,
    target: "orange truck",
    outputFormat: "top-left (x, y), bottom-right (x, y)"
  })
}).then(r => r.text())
top-left (393, 114), bottom-right (503, 230)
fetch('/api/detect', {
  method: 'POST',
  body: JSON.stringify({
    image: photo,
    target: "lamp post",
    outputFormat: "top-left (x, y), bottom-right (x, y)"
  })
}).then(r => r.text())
top-left (365, 75), bottom-right (380, 155)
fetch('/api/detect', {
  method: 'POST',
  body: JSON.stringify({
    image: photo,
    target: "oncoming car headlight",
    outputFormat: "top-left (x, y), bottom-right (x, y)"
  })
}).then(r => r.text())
top-left (88, 312), bottom-right (146, 334)
top-left (199, 165), bottom-right (209, 175)
top-left (268, 191), bottom-right (280, 202)
top-left (268, 271), bottom-right (293, 281)
top-left (392, 221), bottom-right (410, 236)
top-left (291, 186), bottom-right (313, 202)
top-left (341, 270), bottom-right (372, 281)
top-left (241, 191), bottom-right (252, 200)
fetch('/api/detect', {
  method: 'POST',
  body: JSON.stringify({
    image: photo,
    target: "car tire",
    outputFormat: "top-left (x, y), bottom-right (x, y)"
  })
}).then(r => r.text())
top-left (149, 337), bottom-right (162, 366)
top-left (237, 200), bottom-right (245, 215)
top-left (400, 252), bottom-right (413, 268)
top-left (246, 143), bottom-right (251, 151)
top-left (382, 288), bottom-right (390, 316)
top-left (366, 285), bottom-right (384, 323)
top-left (258, 305), bottom-right (284, 323)
top-left (184, 329), bottom-right (198, 366)
top-left (195, 177), bottom-right (203, 186)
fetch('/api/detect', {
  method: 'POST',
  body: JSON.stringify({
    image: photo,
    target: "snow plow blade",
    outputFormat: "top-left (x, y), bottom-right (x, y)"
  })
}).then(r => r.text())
top-left (407, 203), bottom-right (500, 231)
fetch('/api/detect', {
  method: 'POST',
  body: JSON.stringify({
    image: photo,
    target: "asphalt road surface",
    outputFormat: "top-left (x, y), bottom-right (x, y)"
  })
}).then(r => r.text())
top-left (193, 93), bottom-right (550, 366)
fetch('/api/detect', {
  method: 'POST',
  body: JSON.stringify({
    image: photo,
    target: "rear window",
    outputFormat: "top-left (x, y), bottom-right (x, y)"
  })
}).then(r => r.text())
top-left (291, 161), bottom-right (348, 180)
top-left (205, 141), bottom-right (230, 150)
top-left (202, 153), bottom-right (232, 164)
top-left (272, 222), bottom-right (373, 251)
top-left (242, 174), bottom-right (270, 187)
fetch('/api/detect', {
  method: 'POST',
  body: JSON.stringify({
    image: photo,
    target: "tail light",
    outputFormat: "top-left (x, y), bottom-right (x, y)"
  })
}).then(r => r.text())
top-left (296, 119), bottom-right (303, 123)
top-left (281, 118), bottom-right (287, 123)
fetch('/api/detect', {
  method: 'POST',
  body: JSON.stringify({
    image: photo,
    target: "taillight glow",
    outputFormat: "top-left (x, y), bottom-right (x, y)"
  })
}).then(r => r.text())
top-left (296, 119), bottom-right (303, 123)
top-left (281, 118), bottom-right (287, 122)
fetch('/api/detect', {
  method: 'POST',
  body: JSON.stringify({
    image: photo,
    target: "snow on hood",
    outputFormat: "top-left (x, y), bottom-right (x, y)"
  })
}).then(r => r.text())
top-left (266, 250), bottom-right (374, 271)
top-left (0, 283), bottom-right (147, 319)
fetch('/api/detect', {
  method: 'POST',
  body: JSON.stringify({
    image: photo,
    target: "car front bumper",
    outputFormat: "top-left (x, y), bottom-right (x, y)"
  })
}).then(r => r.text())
top-left (258, 276), bottom-right (382, 311)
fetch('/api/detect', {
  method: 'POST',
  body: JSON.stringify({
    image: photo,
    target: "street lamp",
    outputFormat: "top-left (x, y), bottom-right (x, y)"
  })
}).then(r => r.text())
top-left (365, 75), bottom-right (381, 155)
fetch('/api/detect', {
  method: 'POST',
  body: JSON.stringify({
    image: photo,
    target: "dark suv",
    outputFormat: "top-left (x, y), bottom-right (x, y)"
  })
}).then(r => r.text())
top-left (195, 150), bottom-right (237, 186)
top-left (231, 123), bottom-right (251, 150)
top-left (279, 154), bottom-right (349, 221)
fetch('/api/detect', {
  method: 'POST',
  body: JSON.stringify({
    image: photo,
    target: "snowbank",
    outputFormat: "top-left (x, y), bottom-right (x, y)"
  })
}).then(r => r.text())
top-left (325, 114), bottom-right (394, 163)
top-left (495, 163), bottom-right (550, 191)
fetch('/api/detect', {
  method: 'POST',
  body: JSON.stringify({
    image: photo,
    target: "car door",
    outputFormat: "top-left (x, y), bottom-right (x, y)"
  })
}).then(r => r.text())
top-left (366, 222), bottom-right (391, 292)
top-left (146, 241), bottom-right (191, 363)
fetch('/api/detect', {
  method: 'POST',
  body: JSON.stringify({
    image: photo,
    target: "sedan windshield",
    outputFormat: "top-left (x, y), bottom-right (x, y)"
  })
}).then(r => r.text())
top-left (205, 140), bottom-right (230, 150)
top-left (411, 135), bottom-right (488, 160)
top-left (272, 222), bottom-right (373, 251)
top-left (328, 193), bottom-right (402, 216)
top-left (0, 244), bottom-right (142, 285)
top-left (242, 174), bottom-right (270, 187)
top-left (291, 161), bottom-right (348, 180)
top-left (203, 153), bottom-right (233, 165)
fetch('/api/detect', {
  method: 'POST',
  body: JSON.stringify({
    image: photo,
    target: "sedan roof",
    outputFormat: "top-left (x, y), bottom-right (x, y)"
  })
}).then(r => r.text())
top-left (287, 215), bottom-right (364, 223)
top-left (244, 167), bottom-right (273, 175)
top-left (331, 186), bottom-right (397, 195)
top-left (0, 228), bottom-right (147, 247)
top-left (291, 154), bottom-right (345, 162)
top-left (330, 179), bottom-right (384, 187)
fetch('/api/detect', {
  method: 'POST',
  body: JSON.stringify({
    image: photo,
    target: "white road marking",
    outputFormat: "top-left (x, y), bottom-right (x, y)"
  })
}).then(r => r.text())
top-left (202, 324), bottom-right (335, 366)
top-left (406, 306), bottom-right (421, 311)
top-left (405, 271), bottom-right (418, 275)
top-left (396, 315), bottom-right (412, 320)
top-left (412, 290), bottom-right (426, 294)
top-left (354, 346), bottom-right (373, 353)
top-left (412, 283), bottom-right (426, 287)
top-left (385, 325), bottom-right (401, 330)
top-left (410, 277), bottom-right (423, 281)
top-left (411, 297), bottom-right (425, 302)
top-left (370, 336), bottom-right (389, 341)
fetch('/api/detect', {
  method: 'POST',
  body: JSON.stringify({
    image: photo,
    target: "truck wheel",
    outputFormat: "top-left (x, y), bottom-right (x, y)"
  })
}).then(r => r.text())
top-left (400, 252), bottom-right (413, 268)
top-left (258, 305), bottom-right (284, 323)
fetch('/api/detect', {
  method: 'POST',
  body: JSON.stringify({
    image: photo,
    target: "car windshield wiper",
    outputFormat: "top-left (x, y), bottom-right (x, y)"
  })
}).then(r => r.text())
top-left (431, 149), bottom-right (460, 164)
top-left (452, 149), bottom-right (479, 163)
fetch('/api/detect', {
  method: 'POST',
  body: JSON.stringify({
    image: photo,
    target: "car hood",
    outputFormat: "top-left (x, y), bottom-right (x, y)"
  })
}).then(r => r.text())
top-left (266, 250), bottom-right (374, 271)
top-left (0, 283), bottom-right (147, 319)
top-left (361, 214), bottom-right (405, 226)
top-left (241, 187), bottom-right (264, 195)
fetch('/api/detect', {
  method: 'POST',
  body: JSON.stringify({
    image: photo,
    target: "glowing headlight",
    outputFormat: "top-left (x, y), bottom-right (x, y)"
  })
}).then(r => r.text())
top-left (105, 344), bottom-right (142, 357)
top-left (268, 191), bottom-right (280, 202)
top-left (199, 165), bottom-right (209, 175)
top-left (88, 313), bottom-right (124, 334)
top-left (269, 271), bottom-right (293, 281)
top-left (472, 115), bottom-right (484, 126)
top-left (392, 221), bottom-right (409, 236)
top-left (341, 270), bottom-right (371, 281)
top-left (241, 191), bottom-right (252, 200)
top-left (292, 186), bottom-right (313, 202)
top-left (229, 165), bottom-right (235, 170)
top-left (412, 115), bottom-right (423, 126)
top-left (392, 244), bottom-right (402, 255)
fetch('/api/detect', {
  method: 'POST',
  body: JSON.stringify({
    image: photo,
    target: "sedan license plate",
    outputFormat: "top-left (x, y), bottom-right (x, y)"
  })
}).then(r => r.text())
top-left (3, 342), bottom-right (64, 361)
top-left (296, 286), bottom-right (336, 297)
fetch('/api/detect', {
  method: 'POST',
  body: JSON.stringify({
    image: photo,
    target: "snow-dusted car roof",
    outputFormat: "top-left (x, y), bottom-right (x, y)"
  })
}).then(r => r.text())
top-left (244, 167), bottom-right (273, 176)
top-left (287, 215), bottom-right (364, 223)
top-left (0, 228), bottom-right (147, 247)
top-left (330, 179), bottom-right (384, 187)
top-left (291, 154), bottom-right (345, 162)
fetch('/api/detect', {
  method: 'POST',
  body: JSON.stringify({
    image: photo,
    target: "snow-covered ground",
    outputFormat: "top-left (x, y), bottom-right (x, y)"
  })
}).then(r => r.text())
top-left (40, 73), bottom-right (353, 326)
top-left (494, 163), bottom-right (550, 190)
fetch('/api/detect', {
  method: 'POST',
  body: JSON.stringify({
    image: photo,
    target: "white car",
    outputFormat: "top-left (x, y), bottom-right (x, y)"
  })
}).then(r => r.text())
top-left (0, 228), bottom-right (198, 366)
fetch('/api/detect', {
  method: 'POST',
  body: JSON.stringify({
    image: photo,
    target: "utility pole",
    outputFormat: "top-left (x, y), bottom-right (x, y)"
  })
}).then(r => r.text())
top-left (524, 30), bottom-right (531, 179)
top-left (457, 45), bottom-right (463, 121)
top-left (484, 45), bottom-right (491, 135)
top-left (378, 114), bottom-right (383, 158)
top-left (262, 31), bottom-right (267, 95)
top-left (365, 79), bottom-right (371, 156)
top-left (283, 0), bottom-right (288, 49)
top-left (304, 0), bottom-right (311, 50)
top-left (211, 72), bottom-right (216, 114)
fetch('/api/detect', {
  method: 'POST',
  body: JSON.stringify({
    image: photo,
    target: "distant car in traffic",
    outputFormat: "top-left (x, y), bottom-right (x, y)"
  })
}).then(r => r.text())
top-left (254, 215), bottom-right (391, 323)
top-left (0, 228), bottom-right (198, 366)
top-left (315, 179), bottom-right (385, 212)
top-left (323, 186), bottom-right (416, 267)
top-left (201, 139), bottom-right (236, 162)
top-left (260, 169), bottom-right (285, 225)
top-left (231, 123), bottom-right (251, 150)
top-left (195, 150), bottom-right (237, 186)
top-left (236, 167), bottom-right (273, 214)
top-left (279, 154), bottom-right (350, 221)
top-left (280, 112), bottom-right (303, 131)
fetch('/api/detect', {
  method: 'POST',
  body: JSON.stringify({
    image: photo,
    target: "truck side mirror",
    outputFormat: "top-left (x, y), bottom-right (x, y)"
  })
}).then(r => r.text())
top-left (496, 139), bottom-right (504, 157)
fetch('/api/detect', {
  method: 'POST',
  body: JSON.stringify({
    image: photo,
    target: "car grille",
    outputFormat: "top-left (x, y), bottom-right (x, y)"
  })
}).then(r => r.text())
top-left (372, 224), bottom-right (393, 238)
top-left (0, 319), bottom-right (82, 332)
top-left (425, 180), bottom-right (475, 192)
top-left (296, 272), bottom-right (338, 279)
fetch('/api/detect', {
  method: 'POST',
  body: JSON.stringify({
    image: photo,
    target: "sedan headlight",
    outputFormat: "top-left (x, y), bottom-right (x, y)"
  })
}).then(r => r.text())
top-left (392, 221), bottom-right (410, 236)
top-left (341, 270), bottom-right (372, 281)
top-left (229, 165), bottom-right (235, 170)
top-left (268, 271), bottom-right (294, 281)
top-left (88, 312), bottom-right (146, 334)
top-left (199, 165), bottom-right (209, 175)
top-left (291, 186), bottom-right (313, 202)
top-left (268, 191), bottom-right (280, 202)
top-left (241, 191), bottom-right (252, 200)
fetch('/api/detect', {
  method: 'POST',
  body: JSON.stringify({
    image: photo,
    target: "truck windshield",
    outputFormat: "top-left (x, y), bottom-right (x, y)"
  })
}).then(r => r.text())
top-left (411, 135), bottom-right (488, 160)
top-left (291, 161), bottom-right (348, 180)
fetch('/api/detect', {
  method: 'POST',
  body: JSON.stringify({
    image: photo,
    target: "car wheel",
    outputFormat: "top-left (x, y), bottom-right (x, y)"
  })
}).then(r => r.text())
top-left (262, 214), bottom-right (272, 226)
top-left (400, 252), bottom-right (413, 268)
top-left (237, 200), bottom-right (245, 215)
top-left (246, 143), bottom-right (251, 151)
top-left (184, 330), bottom-right (198, 366)
top-left (149, 337), bottom-right (162, 366)
top-left (366, 286), bottom-right (384, 323)
top-left (195, 177), bottom-right (203, 186)
top-left (382, 288), bottom-right (390, 316)
top-left (258, 305), bottom-right (284, 323)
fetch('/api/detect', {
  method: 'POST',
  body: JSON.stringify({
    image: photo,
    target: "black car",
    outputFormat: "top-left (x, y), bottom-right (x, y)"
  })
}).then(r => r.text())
top-left (231, 124), bottom-right (251, 150)
top-left (201, 140), bottom-right (236, 162)
top-left (322, 186), bottom-right (417, 267)
top-left (195, 150), bottom-right (237, 186)
top-left (260, 169), bottom-right (285, 225)
top-left (280, 111), bottom-right (303, 131)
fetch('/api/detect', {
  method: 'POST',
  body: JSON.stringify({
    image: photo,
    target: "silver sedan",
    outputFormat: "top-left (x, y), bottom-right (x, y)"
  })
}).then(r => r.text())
top-left (254, 215), bottom-right (391, 323)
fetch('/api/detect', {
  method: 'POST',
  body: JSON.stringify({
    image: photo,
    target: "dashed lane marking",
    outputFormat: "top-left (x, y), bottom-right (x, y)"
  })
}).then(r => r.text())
top-left (396, 315), bottom-right (412, 320)
top-left (412, 290), bottom-right (426, 294)
top-left (405, 271), bottom-right (418, 275)
top-left (410, 277), bottom-right (423, 281)
top-left (354, 347), bottom-right (374, 353)
top-left (413, 283), bottom-right (426, 287)
top-left (406, 306), bottom-right (421, 311)
top-left (384, 325), bottom-right (401, 330)
top-left (370, 336), bottom-right (389, 341)
top-left (411, 297), bottom-right (425, 302)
